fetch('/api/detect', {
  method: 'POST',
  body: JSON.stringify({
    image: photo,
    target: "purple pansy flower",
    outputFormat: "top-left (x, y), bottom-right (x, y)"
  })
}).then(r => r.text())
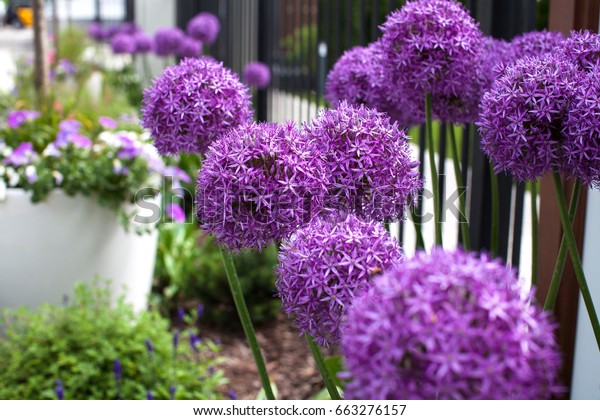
top-left (242, 61), bottom-right (271, 89)
top-left (141, 57), bottom-right (253, 155)
top-left (341, 248), bottom-right (563, 400)
top-left (7, 110), bottom-right (40, 128)
top-left (276, 213), bottom-right (403, 346)
top-left (99, 116), bottom-right (118, 130)
top-left (4, 142), bottom-right (37, 166)
top-left (186, 12), bottom-right (221, 45)
top-left (166, 203), bottom-right (186, 223)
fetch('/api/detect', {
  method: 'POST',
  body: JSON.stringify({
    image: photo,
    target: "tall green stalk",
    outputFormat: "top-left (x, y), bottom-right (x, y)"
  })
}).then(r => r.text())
top-left (305, 335), bottom-right (341, 400)
top-left (448, 125), bottom-right (470, 250)
top-left (550, 173), bottom-right (600, 351)
top-left (530, 181), bottom-right (539, 286)
top-left (219, 248), bottom-right (275, 399)
top-left (543, 179), bottom-right (581, 310)
top-left (489, 165), bottom-right (499, 256)
top-left (425, 94), bottom-right (442, 246)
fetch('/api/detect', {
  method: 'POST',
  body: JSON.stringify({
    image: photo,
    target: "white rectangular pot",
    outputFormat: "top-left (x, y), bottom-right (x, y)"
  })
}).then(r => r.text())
top-left (0, 189), bottom-right (159, 311)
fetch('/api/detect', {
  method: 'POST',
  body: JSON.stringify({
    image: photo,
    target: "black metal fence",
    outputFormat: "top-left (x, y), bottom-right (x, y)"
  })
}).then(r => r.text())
top-left (177, 0), bottom-right (538, 267)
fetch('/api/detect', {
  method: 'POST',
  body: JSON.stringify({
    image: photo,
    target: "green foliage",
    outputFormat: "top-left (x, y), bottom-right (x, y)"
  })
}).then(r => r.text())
top-left (104, 64), bottom-right (144, 110)
top-left (154, 224), bottom-right (281, 327)
top-left (58, 26), bottom-right (90, 64)
top-left (0, 282), bottom-right (226, 400)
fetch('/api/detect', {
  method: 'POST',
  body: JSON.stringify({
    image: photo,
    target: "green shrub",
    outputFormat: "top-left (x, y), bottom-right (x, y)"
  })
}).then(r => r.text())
top-left (154, 224), bottom-right (281, 327)
top-left (0, 282), bottom-right (226, 400)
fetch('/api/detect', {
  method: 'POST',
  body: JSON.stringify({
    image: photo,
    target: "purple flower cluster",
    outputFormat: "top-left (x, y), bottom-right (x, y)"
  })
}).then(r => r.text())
top-left (380, 0), bottom-right (487, 123)
top-left (87, 22), bottom-right (105, 41)
top-left (482, 36), bottom-right (517, 78)
top-left (111, 33), bottom-right (136, 55)
top-left (512, 30), bottom-right (566, 60)
top-left (154, 27), bottom-right (185, 57)
top-left (301, 102), bottom-right (421, 222)
top-left (276, 213), bottom-right (402, 346)
top-left (187, 12), bottom-right (221, 45)
top-left (178, 37), bottom-right (203, 58)
top-left (6, 110), bottom-right (40, 129)
top-left (242, 61), bottom-right (271, 89)
top-left (342, 248), bottom-right (563, 400)
top-left (478, 54), bottom-right (580, 181)
top-left (141, 57), bottom-right (253, 155)
top-left (196, 122), bottom-right (326, 251)
top-left (563, 70), bottom-right (600, 188)
top-left (559, 30), bottom-right (600, 73)
top-left (133, 32), bottom-right (154, 54)
top-left (4, 142), bottom-right (37, 166)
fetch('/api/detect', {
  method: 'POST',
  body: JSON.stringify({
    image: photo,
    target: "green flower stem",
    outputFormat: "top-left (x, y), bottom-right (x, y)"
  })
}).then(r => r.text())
top-left (219, 247), bottom-right (275, 400)
top-left (448, 124), bottom-right (470, 250)
top-left (544, 179), bottom-right (581, 310)
top-left (489, 165), bottom-right (499, 256)
top-left (412, 211), bottom-right (426, 250)
top-left (143, 54), bottom-right (153, 86)
top-left (551, 173), bottom-right (600, 351)
top-left (425, 93), bottom-right (442, 246)
top-left (530, 181), bottom-right (540, 287)
top-left (305, 335), bottom-right (341, 400)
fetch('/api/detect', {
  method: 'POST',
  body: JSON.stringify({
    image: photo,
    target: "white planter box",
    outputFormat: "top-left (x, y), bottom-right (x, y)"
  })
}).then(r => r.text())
top-left (0, 189), bottom-right (159, 311)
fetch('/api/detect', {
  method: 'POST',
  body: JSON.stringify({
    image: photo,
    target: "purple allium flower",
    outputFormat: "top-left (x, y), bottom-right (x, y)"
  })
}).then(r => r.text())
top-left (482, 36), bottom-right (517, 79)
top-left (145, 339), bottom-right (154, 356)
top-left (170, 385), bottom-right (177, 400)
top-left (380, 0), bottom-right (487, 123)
top-left (242, 61), bottom-right (271, 89)
top-left (113, 358), bottom-right (122, 381)
top-left (120, 22), bottom-right (140, 36)
top-left (563, 69), bottom-right (600, 189)
top-left (560, 30), bottom-right (600, 73)
top-left (186, 12), bottom-right (221, 45)
top-left (87, 22), bottom-right (105, 41)
top-left (178, 36), bottom-right (203, 58)
top-left (154, 27), bottom-right (185, 56)
top-left (228, 389), bottom-right (237, 400)
top-left (325, 41), bottom-right (422, 127)
top-left (511, 30), bottom-right (566, 60)
top-left (7, 109), bottom-right (40, 128)
top-left (133, 32), bottom-right (154, 54)
top-left (196, 121), bottom-right (327, 252)
top-left (478, 54), bottom-right (580, 181)
top-left (4, 142), bottom-right (37, 166)
top-left (141, 57), bottom-right (253, 155)
top-left (99, 116), bottom-right (118, 130)
top-left (301, 102), bottom-right (421, 222)
top-left (276, 213), bottom-right (402, 346)
top-left (166, 203), bottom-right (186, 223)
top-left (146, 390), bottom-right (154, 400)
top-left (111, 33), bottom-right (136, 55)
top-left (55, 379), bottom-right (64, 400)
top-left (341, 248), bottom-right (563, 400)
top-left (105, 24), bottom-right (121, 41)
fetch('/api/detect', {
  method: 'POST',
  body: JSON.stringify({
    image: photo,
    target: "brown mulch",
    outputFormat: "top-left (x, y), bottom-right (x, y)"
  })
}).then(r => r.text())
top-left (201, 315), bottom-right (327, 400)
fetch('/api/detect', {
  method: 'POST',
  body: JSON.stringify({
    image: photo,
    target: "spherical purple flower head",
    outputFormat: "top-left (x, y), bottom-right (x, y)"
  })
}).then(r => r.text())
top-left (187, 12), bottom-right (221, 45)
top-left (380, 0), bottom-right (487, 123)
top-left (154, 27), bottom-right (185, 57)
top-left (511, 30), bottom-right (566, 60)
top-left (242, 61), bottom-right (271, 89)
top-left (276, 213), bottom-right (402, 346)
top-left (302, 101), bottom-right (421, 222)
top-left (563, 68), bottom-right (600, 188)
top-left (478, 54), bottom-right (580, 182)
top-left (560, 30), bottom-right (600, 73)
top-left (178, 36), bottom-right (203, 58)
top-left (482, 36), bottom-right (518, 80)
top-left (111, 33), bottom-right (136, 55)
top-left (133, 32), bottom-right (154, 54)
top-left (141, 57), bottom-right (253, 155)
top-left (196, 121), bottom-right (326, 252)
top-left (87, 22), bottom-right (105, 42)
top-left (342, 248), bottom-right (563, 400)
